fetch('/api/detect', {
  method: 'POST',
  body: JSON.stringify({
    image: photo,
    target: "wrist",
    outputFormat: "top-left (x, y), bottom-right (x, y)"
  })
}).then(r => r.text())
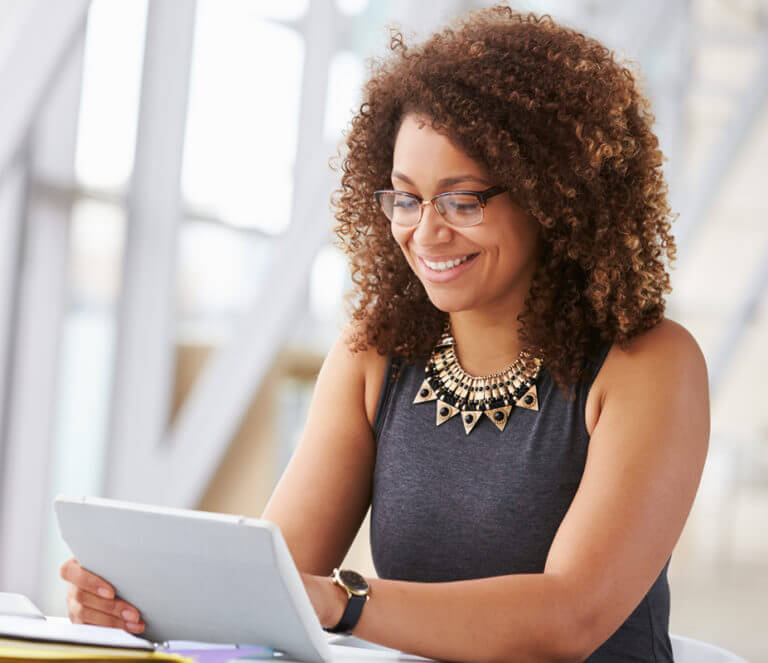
top-left (322, 568), bottom-right (371, 634)
top-left (324, 575), bottom-right (348, 629)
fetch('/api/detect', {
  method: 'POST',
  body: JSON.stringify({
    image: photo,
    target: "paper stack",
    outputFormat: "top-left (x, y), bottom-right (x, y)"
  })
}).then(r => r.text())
top-left (0, 615), bottom-right (190, 662)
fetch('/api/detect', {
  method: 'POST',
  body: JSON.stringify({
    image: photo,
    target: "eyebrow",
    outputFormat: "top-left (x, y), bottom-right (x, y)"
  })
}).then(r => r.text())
top-left (391, 171), bottom-right (490, 188)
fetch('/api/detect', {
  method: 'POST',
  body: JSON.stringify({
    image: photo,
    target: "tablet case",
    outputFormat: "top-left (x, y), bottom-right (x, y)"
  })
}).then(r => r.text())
top-left (54, 495), bottom-right (333, 663)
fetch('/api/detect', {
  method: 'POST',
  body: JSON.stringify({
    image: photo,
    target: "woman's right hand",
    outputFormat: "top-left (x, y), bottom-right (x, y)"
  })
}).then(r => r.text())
top-left (59, 557), bottom-right (145, 633)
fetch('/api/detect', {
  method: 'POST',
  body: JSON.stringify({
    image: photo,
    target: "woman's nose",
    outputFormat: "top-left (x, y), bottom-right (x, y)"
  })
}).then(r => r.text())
top-left (413, 201), bottom-right (452, 244)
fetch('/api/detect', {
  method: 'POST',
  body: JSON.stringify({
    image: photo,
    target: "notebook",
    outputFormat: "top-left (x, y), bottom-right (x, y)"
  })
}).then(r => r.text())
top-left (0, 611), bottom-right (188, 661)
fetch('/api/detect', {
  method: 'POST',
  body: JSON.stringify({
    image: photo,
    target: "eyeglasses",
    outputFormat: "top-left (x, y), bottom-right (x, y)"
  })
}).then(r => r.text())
top-left (373, 185), bottom-right (507, 228)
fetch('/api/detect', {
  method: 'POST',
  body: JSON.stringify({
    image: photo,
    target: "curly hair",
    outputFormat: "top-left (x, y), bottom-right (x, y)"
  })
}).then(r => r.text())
top-left (330, 3), bottom-right (677, 398)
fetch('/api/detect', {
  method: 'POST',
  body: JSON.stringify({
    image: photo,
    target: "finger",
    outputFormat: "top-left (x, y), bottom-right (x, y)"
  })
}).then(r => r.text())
top-left (70, 587), bottom-right (141, 623)
top-left (70, 601), bottom-right (125, 629)
top-left (60, 558), bottom-right (115, 599)
top-left (67, 595), bottom-right (119, 627)
top-left (124, 621), bottom-right (146, 633)
top-left (67, 596), bottom-right (145, 633)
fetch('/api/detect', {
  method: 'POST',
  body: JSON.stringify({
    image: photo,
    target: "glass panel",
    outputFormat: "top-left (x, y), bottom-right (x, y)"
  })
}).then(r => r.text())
top-left (335, 0), bottom-right (369, 16)
top-left (324, 51), bottom-right (363, 143)
top-left (0, 0), bottom-right (29, 69)
top-left (40, 199), bottom-right (127, 615)
top-left (176, 220), bottom-right (273, 345)
top-left (254, 0), bottom-right (309, 22)
top-left (310, 244), bottom-right (347, 323)
top-left (182, 2), bottom-right (304, 233)
top-left (75, 0), bottom-right (148, 190)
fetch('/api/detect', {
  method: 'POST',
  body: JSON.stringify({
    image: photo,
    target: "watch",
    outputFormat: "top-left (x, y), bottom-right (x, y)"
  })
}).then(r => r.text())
top-left (323, 568), bottom-right (371, 634)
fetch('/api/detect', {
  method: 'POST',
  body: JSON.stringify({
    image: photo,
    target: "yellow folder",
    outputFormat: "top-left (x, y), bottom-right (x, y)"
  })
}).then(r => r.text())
top-left (0, 637), bottom-right (191, 662)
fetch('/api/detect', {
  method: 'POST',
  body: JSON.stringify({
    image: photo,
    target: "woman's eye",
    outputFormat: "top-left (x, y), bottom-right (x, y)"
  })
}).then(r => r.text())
top-left (394, 198), bottom-right (418, 209)
top-left (445, 199), bottom-right (479, 213)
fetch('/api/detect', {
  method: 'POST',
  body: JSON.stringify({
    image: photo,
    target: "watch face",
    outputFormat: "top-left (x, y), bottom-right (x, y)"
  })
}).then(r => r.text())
top-left (339, 569), bottom-right (369, 596)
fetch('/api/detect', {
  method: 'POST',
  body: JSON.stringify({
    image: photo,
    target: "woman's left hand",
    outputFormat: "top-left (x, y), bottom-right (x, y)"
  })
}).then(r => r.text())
top-left (299, 571), bottom-right (346, 629)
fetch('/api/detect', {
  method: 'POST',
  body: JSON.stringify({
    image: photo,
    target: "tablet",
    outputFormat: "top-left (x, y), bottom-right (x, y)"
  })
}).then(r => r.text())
top-left (54, 495), bottom-right (333, 663)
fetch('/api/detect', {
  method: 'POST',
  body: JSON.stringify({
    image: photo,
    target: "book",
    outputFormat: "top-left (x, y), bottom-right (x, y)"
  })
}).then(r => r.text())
top-left (0, 602), bottom-right (189, 662)
top-left (0, 636), bottom-right (189, 661)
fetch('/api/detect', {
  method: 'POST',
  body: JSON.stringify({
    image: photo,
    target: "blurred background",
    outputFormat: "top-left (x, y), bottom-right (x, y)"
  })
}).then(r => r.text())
top-left (0, 0), bottom-right (765, 659)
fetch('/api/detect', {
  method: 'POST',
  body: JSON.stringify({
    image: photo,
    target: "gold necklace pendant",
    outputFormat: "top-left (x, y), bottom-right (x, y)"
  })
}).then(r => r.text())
top-left (413, 323), bottom-right (542, 435)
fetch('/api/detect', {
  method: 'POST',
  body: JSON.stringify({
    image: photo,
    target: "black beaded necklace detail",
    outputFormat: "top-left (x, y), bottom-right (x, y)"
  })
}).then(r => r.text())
top-left (413, 323), bottom-right (542, 435)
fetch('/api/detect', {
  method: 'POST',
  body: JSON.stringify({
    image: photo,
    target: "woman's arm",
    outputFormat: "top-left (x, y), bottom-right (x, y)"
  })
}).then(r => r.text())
top-left (543, 319), bottom-right (709, 656)
top-left (260, 320), bottom-right (384, 575)
top-left (301, 319), bottom-right (709, 663)
top-left (308, 570), bottom-right (580, 663)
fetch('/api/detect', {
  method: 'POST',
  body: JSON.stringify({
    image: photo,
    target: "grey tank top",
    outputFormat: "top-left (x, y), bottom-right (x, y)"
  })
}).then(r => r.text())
top-left (370, 342), bottom-right (673, 662)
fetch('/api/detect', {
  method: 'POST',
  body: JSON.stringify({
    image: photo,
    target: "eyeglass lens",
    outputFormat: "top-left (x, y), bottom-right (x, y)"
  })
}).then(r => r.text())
top-left (378, 192), bottom-right (483, 227)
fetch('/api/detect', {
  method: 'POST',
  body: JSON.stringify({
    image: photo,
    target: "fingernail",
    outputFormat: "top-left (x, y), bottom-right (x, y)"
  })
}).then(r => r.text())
top-left (122, 610), bottom-right (137, 621)
top-left (126, 621), bottom-right (143, 631)
top-left (97, 587), bottom-right (112, 599)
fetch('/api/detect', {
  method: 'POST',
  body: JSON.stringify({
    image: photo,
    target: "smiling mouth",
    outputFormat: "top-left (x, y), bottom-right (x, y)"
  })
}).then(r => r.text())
top-left (417, 252), bottom-right (480, 282)
top-left (420, 253), bottom-right (479, 272)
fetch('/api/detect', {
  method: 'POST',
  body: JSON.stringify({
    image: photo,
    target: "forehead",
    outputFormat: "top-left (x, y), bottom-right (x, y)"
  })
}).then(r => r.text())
top-left (392, 113), bottom-right (488, 179)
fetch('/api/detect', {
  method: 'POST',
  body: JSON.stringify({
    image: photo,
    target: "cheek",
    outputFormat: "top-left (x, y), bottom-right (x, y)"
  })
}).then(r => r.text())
top-left (391, 227), bottom-right (411, 254)
top-left (501, 213), bottom-right (539, 251)
top-left (482, 228), bottom-right (537, 278)
top-left (521, 225), bottom-right (542, 263)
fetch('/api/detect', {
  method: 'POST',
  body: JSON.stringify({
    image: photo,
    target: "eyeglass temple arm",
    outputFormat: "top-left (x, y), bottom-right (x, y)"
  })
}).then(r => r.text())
top-left (477, 185), bottom-right (507, 204)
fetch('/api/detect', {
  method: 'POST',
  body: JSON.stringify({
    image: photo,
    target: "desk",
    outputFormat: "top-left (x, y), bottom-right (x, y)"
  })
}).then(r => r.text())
top-left (166, 634), bottom-right (433, 663)
top-left (11, 618), bottom-right (433, 663)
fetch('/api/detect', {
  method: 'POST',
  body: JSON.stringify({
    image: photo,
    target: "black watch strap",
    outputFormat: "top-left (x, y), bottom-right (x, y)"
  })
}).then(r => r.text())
top-left (323, 592), bottom-right (368, 634)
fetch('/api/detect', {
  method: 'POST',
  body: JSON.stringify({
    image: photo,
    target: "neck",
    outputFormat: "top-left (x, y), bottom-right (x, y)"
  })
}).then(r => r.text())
top-left (443, 256), bottom-right (538, 376)
top-left (448, 303), bottom-right (527, 377)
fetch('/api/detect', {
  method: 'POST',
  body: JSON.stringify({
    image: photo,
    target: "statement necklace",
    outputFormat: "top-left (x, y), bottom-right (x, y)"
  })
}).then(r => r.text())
top-left (413, 322), bottom-right (542, 435)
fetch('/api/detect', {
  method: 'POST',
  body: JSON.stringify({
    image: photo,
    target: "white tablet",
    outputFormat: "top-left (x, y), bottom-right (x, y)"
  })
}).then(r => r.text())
top-left (54, 495), bottom-right (333, 663)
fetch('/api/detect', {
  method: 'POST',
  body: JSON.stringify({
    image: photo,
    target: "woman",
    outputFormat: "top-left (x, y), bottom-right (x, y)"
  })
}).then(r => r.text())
top-left (61, 5), bottom-right (709, 662)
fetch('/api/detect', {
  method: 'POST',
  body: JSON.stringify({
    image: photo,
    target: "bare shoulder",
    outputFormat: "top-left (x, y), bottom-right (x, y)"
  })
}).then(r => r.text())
top-left (603, 317), bottom-right (707, 376)
top-left (586, 318), bottom-right (709, 436)
top-left (336, 319), bottom-right (391, 430)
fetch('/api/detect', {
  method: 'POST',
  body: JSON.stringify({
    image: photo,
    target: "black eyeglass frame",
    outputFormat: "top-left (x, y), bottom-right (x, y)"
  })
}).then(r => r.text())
top-left (373, 185), bottom-right (507, 227)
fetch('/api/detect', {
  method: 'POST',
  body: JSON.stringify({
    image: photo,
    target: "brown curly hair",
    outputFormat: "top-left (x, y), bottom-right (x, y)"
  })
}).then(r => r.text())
top-left (331, 3), bottom-right (677, 398)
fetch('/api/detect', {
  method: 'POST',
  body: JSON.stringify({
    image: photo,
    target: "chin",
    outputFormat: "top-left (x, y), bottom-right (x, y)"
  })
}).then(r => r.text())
top-left (424, 290), bottom-right (474, 313)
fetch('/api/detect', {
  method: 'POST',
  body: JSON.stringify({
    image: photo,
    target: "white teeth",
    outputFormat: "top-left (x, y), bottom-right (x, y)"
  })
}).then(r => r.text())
top-left (423, 254), bottom-right (473, 271)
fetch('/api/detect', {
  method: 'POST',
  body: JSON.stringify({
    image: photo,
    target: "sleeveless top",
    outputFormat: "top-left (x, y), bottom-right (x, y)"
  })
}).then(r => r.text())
top-left (369, 342), bottom-right (674, 662)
